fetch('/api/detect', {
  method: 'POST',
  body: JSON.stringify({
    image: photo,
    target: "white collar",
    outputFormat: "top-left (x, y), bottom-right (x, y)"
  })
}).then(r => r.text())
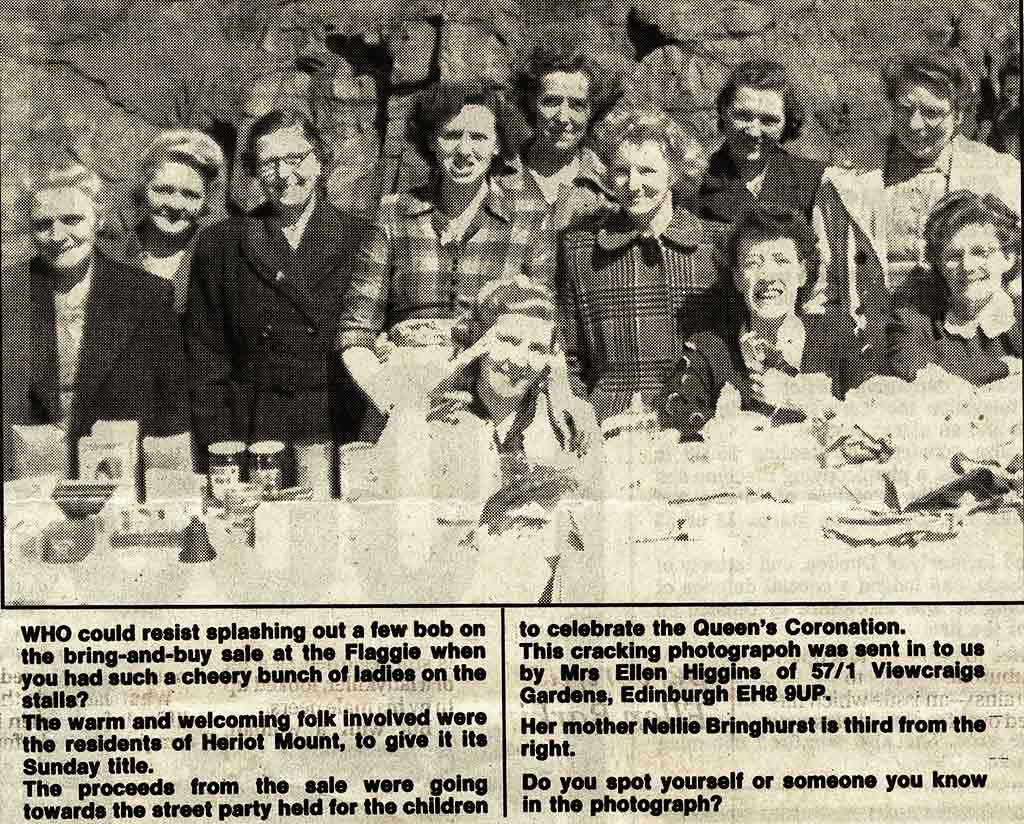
top-left (528, 155), bottom-right (580, 206)
top-left (739, 314), bottom-right (806, 371)
top-left (596, 197), bottom-right (675, 251)
top-left (944, 289), bottom-right (1017, 339)
top-left (438, 180), bottom-right (489, 246)
top-left (280, 193), bottom-right (317, 250)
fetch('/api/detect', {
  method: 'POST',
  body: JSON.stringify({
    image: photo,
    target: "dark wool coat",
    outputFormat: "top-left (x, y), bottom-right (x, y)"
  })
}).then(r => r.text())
top-left (183, 198), bottom-right (369, 458)
top-left (23, 252), bottom-right (189, 444)
top-left (696, 144), bottom-right (826, 224)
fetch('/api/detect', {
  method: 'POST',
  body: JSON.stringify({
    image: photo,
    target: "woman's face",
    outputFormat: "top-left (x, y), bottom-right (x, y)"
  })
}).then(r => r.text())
top-left (532, 71), bottom-right (592, 157)
top-left (478, 314), bottom-right (555, 408)
top-left (145, 160), bottom-right (207, 237)
top-left (722, 86), bottom-right (786, 167)
top-left (891, 80), bottom-right (961, 163)
top-left (434, 104), bottom-right (498, 188)
top-left (940, 222), bottom-right (1015, 312)
top-left (254, 125), bottom-right (322, 211)
top-left (31, 186), bottom-right (98, 271)
top-left (609, 139), bottom-right (674, 223)
top-left (733, 234), bottom-right (807, 322)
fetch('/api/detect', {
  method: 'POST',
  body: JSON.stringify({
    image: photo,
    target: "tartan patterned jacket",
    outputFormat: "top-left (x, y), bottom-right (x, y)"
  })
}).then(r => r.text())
top-left (556, 206), bottom-right (725, 422)
top-left (337, 179), bottom-right (550, 351)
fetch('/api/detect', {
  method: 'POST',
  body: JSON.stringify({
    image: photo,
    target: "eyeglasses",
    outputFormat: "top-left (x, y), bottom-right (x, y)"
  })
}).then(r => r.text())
top-left (255, 149), bottom-right (315, 176)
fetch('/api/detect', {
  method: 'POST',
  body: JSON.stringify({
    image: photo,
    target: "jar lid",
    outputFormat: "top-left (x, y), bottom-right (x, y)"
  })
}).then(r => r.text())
top-left (209, 440), bottom-right (247, 455)
top-left (249, 440), bottom-right (287, 455)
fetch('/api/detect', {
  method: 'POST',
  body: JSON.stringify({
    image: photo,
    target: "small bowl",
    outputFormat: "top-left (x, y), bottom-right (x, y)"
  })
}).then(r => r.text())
top-left (51, 481), bottom-right (117, 519)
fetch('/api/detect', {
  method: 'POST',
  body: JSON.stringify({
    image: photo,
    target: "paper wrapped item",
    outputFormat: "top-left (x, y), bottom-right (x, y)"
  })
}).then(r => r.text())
top-left (11, 424), bottom-right (70, 481)
top-left (296, 439), bottom-right (335, 499)
top-left (79, 420), bottom-right (140, 501)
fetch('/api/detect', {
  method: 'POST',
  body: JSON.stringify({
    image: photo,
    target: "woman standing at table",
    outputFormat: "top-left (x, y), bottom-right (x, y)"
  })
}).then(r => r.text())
top-left (889, 190), bottom-right (1021, 385)
top-left (697, 60), bottom-right (825, 225)
top-left (508, 40), bottom-right (614, 258)
top-left (337, 80), bottom-right (546, 431)
top-left (184, 110), bottom-right (369, 464)
top-left (104, 130), bottom-right (227, 314)
top-left (807, 50), bottom-right (1021, 390)
top-left (8, 164), bottom-right (188, 471)
top-left (557, 107), bottom-right (721, 423)
top-left (661, 208), bottom-right (847, 435)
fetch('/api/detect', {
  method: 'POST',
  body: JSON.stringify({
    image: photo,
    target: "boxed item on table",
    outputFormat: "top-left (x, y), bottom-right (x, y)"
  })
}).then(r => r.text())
top-left (78, 420), bottom-right (140, 502)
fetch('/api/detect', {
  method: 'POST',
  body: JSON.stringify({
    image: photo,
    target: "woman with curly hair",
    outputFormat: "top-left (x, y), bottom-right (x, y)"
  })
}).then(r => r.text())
top-left (661, 207), bottom-right (849, 436)
top-left (889, 190), bottom-right (1021, 385)
top-left (697, 60), bottom-right (825, 225)
top-left (808, 50), bottom-right (1021, 391)
top-left (106, 130), bottom-right (227, 313)
top-left (557, 106), bottom-right (721, 423)
top-left (507, 39), bottom-right (615, 253)
top-left (338, 80), bottom-right (548, 435)
top-left (3, 164), bottom-right (188, 474)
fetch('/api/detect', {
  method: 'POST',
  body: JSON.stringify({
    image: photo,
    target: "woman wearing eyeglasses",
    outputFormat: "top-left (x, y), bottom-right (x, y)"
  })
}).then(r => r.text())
top-left (889, 190), bottom-right (1021, 385)
top-left (183, 109), bottom-right (370, 471)
top-left (806, 51), bottom-right (1021, 392)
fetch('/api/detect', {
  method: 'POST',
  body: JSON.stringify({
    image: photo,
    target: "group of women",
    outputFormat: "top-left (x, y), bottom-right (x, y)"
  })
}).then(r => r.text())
top-left (5, 44), bottom-right (1021, 485)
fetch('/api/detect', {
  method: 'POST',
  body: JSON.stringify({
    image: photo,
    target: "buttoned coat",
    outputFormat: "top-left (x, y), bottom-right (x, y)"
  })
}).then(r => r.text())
top-left (184, 198), bottom-right (369, 456)
top-left (805, 136), bottom-right (1021, 390)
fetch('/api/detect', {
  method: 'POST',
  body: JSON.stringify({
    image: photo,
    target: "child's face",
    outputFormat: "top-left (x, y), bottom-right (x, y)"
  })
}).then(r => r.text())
top-left (940, 222), bottom-right (1015, 312)
top-left (733, 234), bottom-right (807, 322)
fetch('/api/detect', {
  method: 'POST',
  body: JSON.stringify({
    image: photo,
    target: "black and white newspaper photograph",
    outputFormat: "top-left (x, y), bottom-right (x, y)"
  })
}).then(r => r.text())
top-left (1, 0), bottom-right (1021, 818)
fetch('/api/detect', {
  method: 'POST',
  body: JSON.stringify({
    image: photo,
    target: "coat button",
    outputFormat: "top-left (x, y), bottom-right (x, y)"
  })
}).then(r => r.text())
top-left (261, 325), bottom-right (273, 340)
top-left (306, 325), bottom-right (317, 336)
top-left (854, 251), bottom-right (867, 266)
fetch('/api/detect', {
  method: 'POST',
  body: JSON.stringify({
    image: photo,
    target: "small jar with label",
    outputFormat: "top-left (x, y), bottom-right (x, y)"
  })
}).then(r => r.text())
top-left (249, 441), bottom-right (286, 494)
top-left (207, 441), bottom-right (247, 502)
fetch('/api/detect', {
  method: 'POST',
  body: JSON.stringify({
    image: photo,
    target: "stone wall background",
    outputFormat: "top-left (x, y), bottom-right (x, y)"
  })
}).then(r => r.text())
top-left (1, 0), bottom-right (1020, 265)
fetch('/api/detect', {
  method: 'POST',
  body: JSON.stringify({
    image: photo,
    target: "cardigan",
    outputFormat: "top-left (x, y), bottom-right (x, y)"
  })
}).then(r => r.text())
top-left (697, 144), bottom-right (826, 224)
top-left (888, 305), bottom-right (1022, 386)
top-left (661, 315), bottom-right (848, 436)
top-left (805, 135), bottom-right (1022, 389)
top-left (557, 206), bottom-right (724, 422)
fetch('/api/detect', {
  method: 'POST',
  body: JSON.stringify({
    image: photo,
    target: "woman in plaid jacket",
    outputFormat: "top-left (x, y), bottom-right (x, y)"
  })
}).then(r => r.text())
top-left (556, 107), bottom-right (724, 423)
top-left (338, 81), bottom-right (549, 433)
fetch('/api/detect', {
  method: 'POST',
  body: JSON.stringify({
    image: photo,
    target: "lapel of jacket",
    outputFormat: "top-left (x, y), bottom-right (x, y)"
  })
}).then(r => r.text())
top-left (239, 202), bottom-right (319, 324)
top-left (28, 261), bottom-right (60, 423)
top-left (823, 166), bottom-right (888, 276)
top-left (70, 255), bottom-right (144, 436)
top-left (294, 198), bottom-right (348, 290)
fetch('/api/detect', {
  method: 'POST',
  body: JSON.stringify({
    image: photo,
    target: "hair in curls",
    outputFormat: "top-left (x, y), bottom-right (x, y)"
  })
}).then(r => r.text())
top-left (716, 60), bottom-right (804, 143)
top-left (900, 190), bottom-right (1021, 317)
top-left (518, 38), bottom-right (605, 130)
top-left (243, 110), bottom-right (327, 175)
top-left (721, 207), bottom-right (822, 310)
top-left (406, 79), bottom-right (523, 173)
top-left (137, 130), bottom-right (227, 227)
top-left (13, 163), bottom-right (106, 233)
top-left (882, 50), bottom-right (977, 116)
top-left (592, 105), bottom-right (696, 181)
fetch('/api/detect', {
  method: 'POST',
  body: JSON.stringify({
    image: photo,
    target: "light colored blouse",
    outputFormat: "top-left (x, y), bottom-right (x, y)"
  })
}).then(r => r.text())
top-left (55, 271), bottom-right (92, 419)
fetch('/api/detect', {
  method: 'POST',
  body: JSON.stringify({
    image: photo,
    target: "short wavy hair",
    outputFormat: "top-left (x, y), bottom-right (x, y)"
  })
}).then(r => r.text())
top-left (716, 60), bottom-right (804, 144)
top-left (517, 38), bottom-right (609, 131)
top-left (722, 207), bottom-right (822, 308)
top-left (406, 79), bottom-right (523, 173)
top-left (135, 130), bottom-right (227, 229)
top-left (883, 50), bottom-right (977, 117)
top-left (592, 105), bottom-right (697, 189)
top-left (243, 109), bottom-right (327, 176)
top-left (12, 163), bottom-right (106, 233)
